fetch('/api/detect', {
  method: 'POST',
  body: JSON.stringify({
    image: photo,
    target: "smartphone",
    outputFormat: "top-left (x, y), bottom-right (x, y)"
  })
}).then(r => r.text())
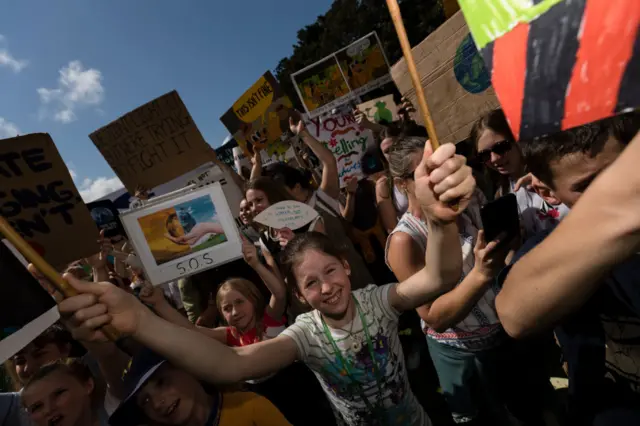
top-left (480, 193), bottom-right (520, 243)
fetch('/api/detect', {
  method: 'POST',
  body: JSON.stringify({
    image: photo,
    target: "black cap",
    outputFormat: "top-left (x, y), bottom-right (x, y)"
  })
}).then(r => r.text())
top-left (108, 348), bottom-right (167, 426)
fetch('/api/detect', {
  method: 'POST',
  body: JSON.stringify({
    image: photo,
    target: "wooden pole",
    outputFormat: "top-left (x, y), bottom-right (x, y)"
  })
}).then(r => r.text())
top-left (0, 216), bottom-right (120, 341)
top-left (386, 0), bottom-right (440, 149)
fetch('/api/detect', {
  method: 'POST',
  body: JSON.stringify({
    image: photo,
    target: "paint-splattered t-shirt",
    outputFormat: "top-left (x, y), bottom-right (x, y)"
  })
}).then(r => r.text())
top-left (281, 284), bottom-right (430, 426)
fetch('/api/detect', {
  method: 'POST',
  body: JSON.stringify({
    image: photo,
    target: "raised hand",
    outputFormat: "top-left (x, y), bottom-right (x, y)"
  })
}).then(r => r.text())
top-left (56, 274), bottom-right (149, 341)
top-left (276, 227), bottom-right (296, 248)
top-left (289, 115), bottom-right (306, 136)
top-left (346, 176), bottom-right (358, 194)
top-left (241, 237), bottom-right (259, 266)
top-left (138, 282), bottom-right (166, 308)
top-left (414, 141), bottom-right (475, 224)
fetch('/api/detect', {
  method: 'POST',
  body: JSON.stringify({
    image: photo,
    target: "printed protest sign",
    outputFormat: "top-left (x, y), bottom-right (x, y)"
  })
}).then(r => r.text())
top-left (253, 201), bottom-right (319, 231)
top-left (86, 199), bottom-right (125, 239)
top-left (458, 1), bottom-right (640, 140)
top-left (292, 32), bottom-right (392, 118)
top-left (0, 240), bottom-right (59, 364)
top-left (120, 183), bottom-right (242, 285)
top-left (220, 72), bottom-right (294, 159)
top-left (357, 95), bottom-right (398, 124)
top-left (0, 134), bottom-right (99, 267)
top-left (305, 113), bottom-right (373, 187)
top-left (90, 90), bottom-right (210, 192)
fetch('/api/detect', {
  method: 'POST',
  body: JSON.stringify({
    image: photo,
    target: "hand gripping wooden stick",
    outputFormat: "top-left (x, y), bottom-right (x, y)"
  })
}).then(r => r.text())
top-left (386, 0), bottom-right (441, 150)
top-left (0, 216), bottom-right (121, 342)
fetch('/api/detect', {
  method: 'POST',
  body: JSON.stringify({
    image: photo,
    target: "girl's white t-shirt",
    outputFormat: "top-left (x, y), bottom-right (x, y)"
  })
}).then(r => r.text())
top-left (282, 284), bottom-right (430, 426)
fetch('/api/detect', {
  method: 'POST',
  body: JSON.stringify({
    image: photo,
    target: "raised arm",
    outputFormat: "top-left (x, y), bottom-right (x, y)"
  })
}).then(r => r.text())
top-left (57, 278), bottom-right (299, 384)
top-left (250, 148), bottom-right (263, 181)
top-left (242, 238), bottom-right (286, 319)
top-left (290, 116), bottom-right (340, 199)
top-left (340, 178), bottom-right (358, 222)
top-left (496, 130), bottom-right (640, 338)
top-left (376, 176), bottom-right (399, 233)
top-left (388, 142), bottom-right (474, 312)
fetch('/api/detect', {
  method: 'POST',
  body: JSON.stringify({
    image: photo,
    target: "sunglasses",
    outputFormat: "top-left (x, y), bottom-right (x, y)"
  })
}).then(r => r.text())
top-left (477, 139), bottom-right (513, 163)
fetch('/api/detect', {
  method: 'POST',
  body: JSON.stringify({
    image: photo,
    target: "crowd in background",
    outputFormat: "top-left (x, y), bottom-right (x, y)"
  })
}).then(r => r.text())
top-left (2, 98), bottom-right (640, 426)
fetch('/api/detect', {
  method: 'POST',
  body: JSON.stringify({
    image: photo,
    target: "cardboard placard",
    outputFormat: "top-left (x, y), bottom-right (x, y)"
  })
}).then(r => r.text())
top-left (0, 240), bottom-right (59, 364)
top-left (120, 183), bottom-right (242, 285)
top-left (0, 133), bottom-right (99, 267)
top-left (220, 72), bottom-right (295, 159)
top-left (86, 199), bottom-right (125, 239)
top-left (292, 32), bottom-right (392, 118)
top-left (390, 11), bottom-right (500, 144)
top-left (253, 201), bottom-right (319, 231)
top-left (458, 1), bottom-right (640, 140)
top-left (305, 113), bottom-right (374, 187)
top-left (90, 90), bottom-right (210, 192)
top-left (357, 95), bottom-right (398, 124)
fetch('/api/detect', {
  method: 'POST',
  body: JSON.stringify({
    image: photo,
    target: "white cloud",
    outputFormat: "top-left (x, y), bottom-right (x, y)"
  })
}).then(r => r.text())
top-left (0, 117), bottom-right (20, 138)
top-left (37, 60), bottom-right (104, 123)
top-left (77, 176), bottom-right (124, 202)
top-left (0, 35), bottom-right (27, 73)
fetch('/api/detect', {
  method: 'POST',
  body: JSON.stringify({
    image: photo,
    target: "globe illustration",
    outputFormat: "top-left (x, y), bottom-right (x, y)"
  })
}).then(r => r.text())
top-left (454, 34), bottom-right (491, 94)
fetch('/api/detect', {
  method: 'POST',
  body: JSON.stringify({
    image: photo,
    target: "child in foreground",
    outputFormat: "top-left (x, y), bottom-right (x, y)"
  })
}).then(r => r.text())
top-left (56, 141), bottom-right (475, 426)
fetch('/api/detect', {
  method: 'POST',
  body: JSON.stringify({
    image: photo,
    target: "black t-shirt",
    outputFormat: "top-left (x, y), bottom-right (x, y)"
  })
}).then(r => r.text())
top-left (499, 229), bottom-right (640, 425)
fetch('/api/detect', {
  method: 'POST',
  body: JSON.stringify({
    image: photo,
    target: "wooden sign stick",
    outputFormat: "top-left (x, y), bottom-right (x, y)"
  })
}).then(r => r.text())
top-left (0, 216), bottom-right (120, 342)
top-left (386, 0), bottom-right (440, 149)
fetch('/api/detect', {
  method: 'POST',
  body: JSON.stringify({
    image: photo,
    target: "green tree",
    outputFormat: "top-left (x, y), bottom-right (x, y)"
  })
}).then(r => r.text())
top-left (274, 0), bottom-right (445, 109)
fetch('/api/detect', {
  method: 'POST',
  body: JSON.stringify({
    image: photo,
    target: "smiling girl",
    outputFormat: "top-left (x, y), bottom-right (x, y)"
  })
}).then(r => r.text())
top-left (56, 141), bottom-right (474, 426)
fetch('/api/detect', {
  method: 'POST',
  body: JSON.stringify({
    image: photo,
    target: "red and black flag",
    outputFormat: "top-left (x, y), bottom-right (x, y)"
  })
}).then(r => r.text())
top-left (459, 0), bottom-right (640, 140)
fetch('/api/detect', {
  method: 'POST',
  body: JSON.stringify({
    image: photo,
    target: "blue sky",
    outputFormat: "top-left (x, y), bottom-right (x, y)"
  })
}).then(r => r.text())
top-left (0, 0), bottom-right (333, 201)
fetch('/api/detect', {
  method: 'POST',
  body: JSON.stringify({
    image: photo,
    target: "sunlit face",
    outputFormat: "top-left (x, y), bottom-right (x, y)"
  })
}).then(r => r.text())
top-left (136, 364), bottom-right (201, 426)
top-left (13, 342), bottom-right (70, 383)
top-left (547, 136), bottom-right (625, 208)
top-left (293, 249), bottom-right (352, 320)
top-left (22, 370), bottom-right (94, 426)
top-left (239, 199), bottom-right (253, 225)
top-left (380, 137), bottom-right (394, 161)
top-left (246, 189), bottom-right (270, 216)
top-left (219, 289), bottom-right (255, 331)
top-left (476, 128), bottom-right (522, 176)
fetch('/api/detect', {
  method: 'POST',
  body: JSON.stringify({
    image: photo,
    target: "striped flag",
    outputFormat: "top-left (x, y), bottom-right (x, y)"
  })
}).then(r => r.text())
top-left (458, 0), bottom-right (640, 140)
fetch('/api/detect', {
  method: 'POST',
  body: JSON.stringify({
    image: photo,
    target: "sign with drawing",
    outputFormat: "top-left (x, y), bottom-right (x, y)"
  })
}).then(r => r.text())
top-left (119, 183), bottom-right (242, 285)
top-left (0, 133), bottom-right (99, 267)
top-left (90, 90), bottom-right (210, 192)
top-left (220, 71), bottom-right (294, 160)
top-left (305, 113), bottom-right (373, 187)
top-left (291, 32), bottom-right (392, 118)
top-left (357, 95), bottom-right (398, 124)
top-left (253, 201), bottom-right (319, 231)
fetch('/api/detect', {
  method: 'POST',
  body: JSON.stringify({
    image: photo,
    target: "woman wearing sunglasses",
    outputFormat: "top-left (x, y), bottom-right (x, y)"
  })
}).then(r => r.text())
top-left (471, 109), bottom-right (569, 239)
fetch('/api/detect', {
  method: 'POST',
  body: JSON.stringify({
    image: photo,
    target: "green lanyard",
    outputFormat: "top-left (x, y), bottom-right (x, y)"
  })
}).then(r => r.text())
top-left (321, 296), bottom-right (386, 424)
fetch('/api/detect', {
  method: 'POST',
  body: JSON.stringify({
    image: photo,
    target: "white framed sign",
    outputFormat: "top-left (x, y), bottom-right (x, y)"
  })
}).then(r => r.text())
top-left (119, 183), bottom-right (242, 285)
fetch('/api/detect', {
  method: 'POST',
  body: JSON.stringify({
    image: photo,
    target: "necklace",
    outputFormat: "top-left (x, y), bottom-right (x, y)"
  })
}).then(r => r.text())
top-left (321, 296), bottom-right (386, 424)
top-left (335, 313), bottom-right (361, 352)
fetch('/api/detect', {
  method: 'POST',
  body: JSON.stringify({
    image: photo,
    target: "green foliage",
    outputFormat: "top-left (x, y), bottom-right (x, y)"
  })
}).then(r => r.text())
top-left (274, 0), bottom-right (446, 109)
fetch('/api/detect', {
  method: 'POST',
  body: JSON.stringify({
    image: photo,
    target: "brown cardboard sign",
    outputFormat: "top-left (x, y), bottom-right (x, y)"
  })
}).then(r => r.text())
top-left (0, 133), bottom-right (99, 267)
top-left (90, 90), bottom-right (210, 192)
top-left (390, 11), bottom-right (499, 144)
